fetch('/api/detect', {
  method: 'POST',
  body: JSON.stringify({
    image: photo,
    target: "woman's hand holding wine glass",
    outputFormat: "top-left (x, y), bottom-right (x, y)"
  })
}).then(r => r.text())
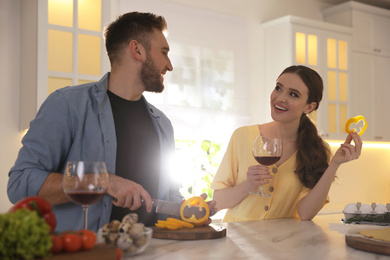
top-left (63, 161), bottom-right (109, 230)
top-left (249, 135), bottom-right (282, 197)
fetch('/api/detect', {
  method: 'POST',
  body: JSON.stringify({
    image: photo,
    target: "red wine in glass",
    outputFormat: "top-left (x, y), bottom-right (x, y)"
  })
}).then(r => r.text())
top-left (254, 156), bottom-right (281, 166)
top-left (250, 135), bottom-right (283, 197)
top-left (66, 190), bottom-right (106, 206)
top-left (63, 161), bottom-right (109, 230)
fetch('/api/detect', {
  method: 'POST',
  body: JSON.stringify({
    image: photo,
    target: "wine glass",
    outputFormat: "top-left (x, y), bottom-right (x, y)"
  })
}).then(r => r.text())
top-left (63, 161), bottom-right (109, 230)
top-left (249, 135), bottom-right (283, 197)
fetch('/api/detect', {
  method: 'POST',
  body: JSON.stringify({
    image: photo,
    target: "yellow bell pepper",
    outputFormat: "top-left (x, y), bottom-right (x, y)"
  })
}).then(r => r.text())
top-left (345, 115), bottom-right (367, 136)
top-left (180, 196), bottom-right (210, 226)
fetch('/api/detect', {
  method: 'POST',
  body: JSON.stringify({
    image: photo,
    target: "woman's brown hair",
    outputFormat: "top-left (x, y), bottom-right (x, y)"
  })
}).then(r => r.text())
top-left (278, 65), bottom-right (331, 188)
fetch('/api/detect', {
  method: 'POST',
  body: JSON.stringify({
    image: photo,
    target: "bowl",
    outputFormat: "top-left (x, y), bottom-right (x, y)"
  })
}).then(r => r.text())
top-left (98, 227), bottom-right (153, 257)
top-left (121, 227), bottom-right (153, 257)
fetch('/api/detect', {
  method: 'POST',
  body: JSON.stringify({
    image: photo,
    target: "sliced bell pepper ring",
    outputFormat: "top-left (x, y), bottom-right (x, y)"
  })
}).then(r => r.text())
top-left (345, 115), bottom-right (367, 136)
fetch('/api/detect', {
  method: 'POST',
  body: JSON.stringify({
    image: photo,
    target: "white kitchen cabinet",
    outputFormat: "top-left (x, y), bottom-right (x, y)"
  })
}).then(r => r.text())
top-left (354, 11), bottom-right (390, 56)
top-left (323, 1), bottom-right (390, 141)
top-left (373, 56), bottom-right (390, 140)
top-left (351, 52), bottom-right (390, 141)
top-left (323, 2), bottom-right (390, 57)
top-left (262, 15), bottom-right (353, 140)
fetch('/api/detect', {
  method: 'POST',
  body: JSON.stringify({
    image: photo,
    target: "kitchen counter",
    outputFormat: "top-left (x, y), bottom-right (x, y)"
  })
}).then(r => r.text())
top-left (129, 214), bottom-right (390, 260)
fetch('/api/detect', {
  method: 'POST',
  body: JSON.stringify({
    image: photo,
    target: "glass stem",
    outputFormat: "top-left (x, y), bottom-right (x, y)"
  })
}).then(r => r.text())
top-left (83, 206), bottom-right (88, 229)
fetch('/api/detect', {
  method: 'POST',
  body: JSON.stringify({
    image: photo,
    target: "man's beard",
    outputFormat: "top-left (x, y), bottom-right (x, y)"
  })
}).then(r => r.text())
top-left (140, 52), bottom-right (165, 93)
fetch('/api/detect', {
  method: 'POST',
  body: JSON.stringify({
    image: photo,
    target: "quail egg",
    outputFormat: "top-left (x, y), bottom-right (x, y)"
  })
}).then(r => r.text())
top-left (344, 203), bottom-right (358, 214)
top-left (374, 204), bottom-right (388, 214)
top-left (359, 204), bottom-right (373, 214)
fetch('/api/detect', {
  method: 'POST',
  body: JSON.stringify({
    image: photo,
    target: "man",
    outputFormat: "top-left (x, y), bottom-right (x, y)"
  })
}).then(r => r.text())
top-left (8, 12), bottom-right (183, 232)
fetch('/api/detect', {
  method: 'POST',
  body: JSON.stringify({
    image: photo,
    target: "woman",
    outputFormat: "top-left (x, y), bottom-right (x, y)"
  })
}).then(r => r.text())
top-left (211, 65), bottom-right (362, 222)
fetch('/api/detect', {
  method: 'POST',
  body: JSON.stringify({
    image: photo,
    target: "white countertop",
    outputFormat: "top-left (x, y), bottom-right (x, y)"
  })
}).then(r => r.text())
top-left (129, 214), bottom-right (390, 260)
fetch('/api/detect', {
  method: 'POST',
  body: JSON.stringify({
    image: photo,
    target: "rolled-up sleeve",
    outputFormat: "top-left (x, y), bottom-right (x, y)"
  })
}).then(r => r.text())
top-left (8, 91), bottom-right (73, 203)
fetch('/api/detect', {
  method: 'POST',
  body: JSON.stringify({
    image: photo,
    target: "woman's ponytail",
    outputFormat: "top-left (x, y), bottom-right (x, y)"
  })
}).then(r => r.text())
top-left (295, 114), bottom-right (330, 188)
top-left (278, 65), bottom-right (331, 188)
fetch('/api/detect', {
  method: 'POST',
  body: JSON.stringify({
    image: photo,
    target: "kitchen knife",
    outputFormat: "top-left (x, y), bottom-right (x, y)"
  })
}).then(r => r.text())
top-left (142, 199), bottom-right (217, 217)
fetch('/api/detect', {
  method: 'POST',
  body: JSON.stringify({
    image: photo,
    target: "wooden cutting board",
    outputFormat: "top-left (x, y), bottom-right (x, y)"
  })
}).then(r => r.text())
top-left (346, 235), bottom-right (390, 255)
top-left (47, 244), bottom-right (117, 260)
top-left (152, 224), bottom-right (226, 240)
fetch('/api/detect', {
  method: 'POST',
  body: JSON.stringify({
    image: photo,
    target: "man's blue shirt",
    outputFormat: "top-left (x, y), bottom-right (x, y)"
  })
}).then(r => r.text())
top-left (8, 72), bottom-right (182, 232)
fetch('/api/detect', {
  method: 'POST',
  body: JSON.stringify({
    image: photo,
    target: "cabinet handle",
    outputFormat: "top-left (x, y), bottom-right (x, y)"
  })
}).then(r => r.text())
top-left (374, 136), bottom-right (383, 140)
top-left (320, 133), bottom-right (329, 138)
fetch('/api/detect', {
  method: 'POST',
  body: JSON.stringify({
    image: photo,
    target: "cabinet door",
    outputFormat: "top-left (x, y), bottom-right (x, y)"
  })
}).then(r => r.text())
top-left (372, 56), bottom-right (390, 140)
top-left (372, 16), bottom-right (390, 56)
top-left (291, 25), bottom-right (351, 140)
top-left (352, 11), bottom-right (390, 56)
top-left (299, 28), bottom-right (352, 140)
top-left (352, 52), bottom-right (390, 141)
top-left (292, 25), bottom-right (321, 69)
top-left (352, 11), bottom-right (374, 53)
top-left (351, 52), bottom-right (374, 139)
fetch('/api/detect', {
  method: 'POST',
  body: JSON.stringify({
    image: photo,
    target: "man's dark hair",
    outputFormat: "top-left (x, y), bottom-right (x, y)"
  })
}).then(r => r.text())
top-left (104, 12), bottom-right (167, 67)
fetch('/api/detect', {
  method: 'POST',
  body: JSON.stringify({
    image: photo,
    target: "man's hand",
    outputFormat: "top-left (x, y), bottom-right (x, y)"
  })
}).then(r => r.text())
top-left (108, 174), bottom-right (153, 212)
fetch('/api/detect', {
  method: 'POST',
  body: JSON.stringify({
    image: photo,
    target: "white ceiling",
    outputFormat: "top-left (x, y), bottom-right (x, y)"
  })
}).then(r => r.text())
top-left (318, 0), bottom-right (390, 10)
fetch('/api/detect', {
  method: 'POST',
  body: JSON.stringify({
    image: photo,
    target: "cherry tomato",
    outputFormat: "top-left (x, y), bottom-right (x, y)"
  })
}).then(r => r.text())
top-left (50, 234), bottom-right (63, 254)
top-left (116, 247), bottom-right (123, 260)
top-left (77, 229), bottom-right (97, 250)
top-left (61, 232), bottom-right (82, 252)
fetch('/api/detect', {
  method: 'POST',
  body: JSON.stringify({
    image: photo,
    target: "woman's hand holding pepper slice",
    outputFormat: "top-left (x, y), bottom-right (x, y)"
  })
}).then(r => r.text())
top-left (331, 131), bottom-right (363, 166)
top-left (331, 115), bottom-right (365, 166)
